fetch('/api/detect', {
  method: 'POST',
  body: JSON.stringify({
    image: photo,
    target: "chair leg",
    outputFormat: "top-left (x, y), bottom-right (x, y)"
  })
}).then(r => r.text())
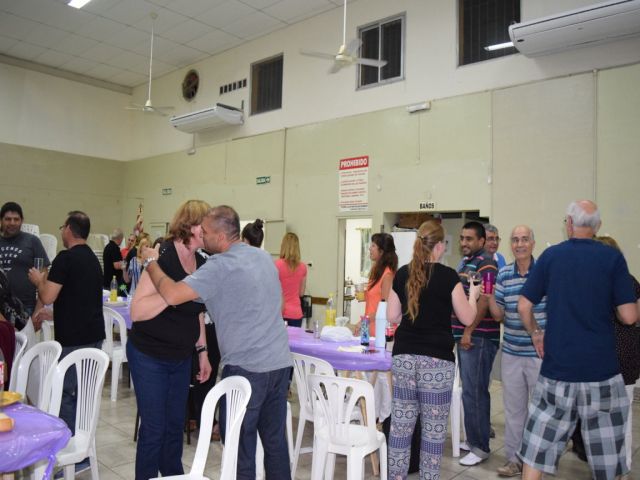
top-left (324, 453), bottom-right (336, 480)
top-left (291, 414), bottom-right (308, 479)
top-left (63, 464), bottom-right (74, 480)
top-left (111, 359), bottom-right (120, 401)
top-left (310, 438), bottom-right (328, 480)
top-left (450, 389), bottom-right (461, 457)
top-left (256, 435), bottom-right (265, 480)
top-left (286, 402), bottom-right (294, 466)
top-left (89, 446), bottom-right (99, 480)
top-left (378, 441), bottom-right (388, 480)
top-left (346, 455), bottom-right (363, 480)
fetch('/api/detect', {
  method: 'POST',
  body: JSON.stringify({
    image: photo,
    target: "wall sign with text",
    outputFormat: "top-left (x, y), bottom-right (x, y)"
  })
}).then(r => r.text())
top-left (338, 155), bottom-right (369, 212)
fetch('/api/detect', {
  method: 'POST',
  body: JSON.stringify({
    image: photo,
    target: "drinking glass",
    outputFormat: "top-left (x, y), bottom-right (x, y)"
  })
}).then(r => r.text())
top-left (34, 257), bottom-right (44, 271)
top-left (468, 271), bottom-right (482, 286)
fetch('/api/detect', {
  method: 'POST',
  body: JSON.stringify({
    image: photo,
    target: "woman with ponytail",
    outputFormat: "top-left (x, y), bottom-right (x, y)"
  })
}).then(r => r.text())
top-left (362, 232), bottom-right (398, 334)
top-left (386, 220), bottom-right (480, 480)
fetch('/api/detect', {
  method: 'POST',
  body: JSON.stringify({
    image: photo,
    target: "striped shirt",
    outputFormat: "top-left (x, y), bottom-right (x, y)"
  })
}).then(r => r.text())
top-left (452, 249), bottom-right (500, 344)
top-left (495, 258), bottom-right (547, 357)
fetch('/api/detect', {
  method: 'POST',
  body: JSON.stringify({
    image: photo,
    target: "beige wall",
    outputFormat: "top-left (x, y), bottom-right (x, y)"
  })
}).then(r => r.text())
top-left (0, 142), bottom-right (125, 247)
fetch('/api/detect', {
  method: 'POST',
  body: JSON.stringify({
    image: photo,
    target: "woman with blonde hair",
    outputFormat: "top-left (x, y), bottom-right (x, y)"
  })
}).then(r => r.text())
top-left (123, 233), bottom-right (150, 292)
top-left (129, 200), bottom-right (213, 480)
top-left (387, 220), bottom-right (480, 480)
top-left (275, 232), bottom-right (307, 327)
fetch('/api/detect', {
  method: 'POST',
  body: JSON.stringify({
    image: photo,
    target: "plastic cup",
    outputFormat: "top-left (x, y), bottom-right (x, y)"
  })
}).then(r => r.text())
top-left (34, 257), bottom-right (44, 271)
top-left (482, 270), bottom-right (496, 294)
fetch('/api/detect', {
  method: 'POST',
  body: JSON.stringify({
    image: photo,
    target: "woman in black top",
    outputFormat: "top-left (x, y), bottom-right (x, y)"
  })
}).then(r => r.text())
top-left (128, 200), bottom-right (212, 480)
top-left (387, 220), bottom-right (480, 480)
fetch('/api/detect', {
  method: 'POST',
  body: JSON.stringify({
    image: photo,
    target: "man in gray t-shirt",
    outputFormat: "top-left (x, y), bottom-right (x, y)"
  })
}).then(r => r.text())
top-left (0, 202), bottom-right (50, 323)
top-left (140, 205), bottom-right (292, 480)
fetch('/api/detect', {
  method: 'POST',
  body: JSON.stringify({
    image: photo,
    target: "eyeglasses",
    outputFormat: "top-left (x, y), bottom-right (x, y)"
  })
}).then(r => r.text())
top-left (486, 236), bottom-right (500, 242)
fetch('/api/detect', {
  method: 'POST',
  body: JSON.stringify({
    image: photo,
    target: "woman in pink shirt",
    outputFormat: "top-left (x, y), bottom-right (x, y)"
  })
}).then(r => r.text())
top-left (363, 232), bottom-right (398, 335)
top-left (275, 233), bottom-right (307, 327)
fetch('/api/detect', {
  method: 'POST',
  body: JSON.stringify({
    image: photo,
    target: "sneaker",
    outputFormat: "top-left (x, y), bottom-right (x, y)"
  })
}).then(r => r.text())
top-left (459, 451), bottom-right (486, 466)
top-left (459, 441), bottom-right (471, 451)
top-left (497, 461), bottom-right (522, 477)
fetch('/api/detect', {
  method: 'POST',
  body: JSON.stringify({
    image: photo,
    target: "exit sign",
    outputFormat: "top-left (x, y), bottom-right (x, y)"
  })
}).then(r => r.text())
top-left (419, 201), bottom-right (436, 210)
top-left (256, 176), bottom-right (271, 185)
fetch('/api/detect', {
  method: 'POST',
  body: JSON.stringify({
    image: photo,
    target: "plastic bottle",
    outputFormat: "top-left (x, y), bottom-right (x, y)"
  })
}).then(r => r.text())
top-left (325, 293), bottom-right (336, 327)
top-left (110, 275), bottom-right (118, 302)
top-left (360, 315), bottom-right (370, 347)
top-left (375, 300), bottom-right (387, 349)
top-left (313, 317), bottom-right (321, 339)
top-left (385, 319), bottom-right (395, 352)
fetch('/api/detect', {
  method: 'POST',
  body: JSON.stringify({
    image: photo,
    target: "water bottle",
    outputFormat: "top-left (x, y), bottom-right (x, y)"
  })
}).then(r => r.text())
top-left (110, 275), bottom-right (118, 302)
top-left (375, 300), bottom-right (387, 349)
top-left (313, 317), bottom-right (321, 339)
top-left (360, 315), bottom-right (370, 347)
top-left (325, 293), bottom-right (336, 326)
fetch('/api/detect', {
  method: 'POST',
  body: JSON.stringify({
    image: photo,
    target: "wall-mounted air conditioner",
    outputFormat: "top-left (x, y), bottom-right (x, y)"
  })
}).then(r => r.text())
top-left (169, 103), bottom-right (244, 133)
top-left (509, 0), bottom-right (640, 57)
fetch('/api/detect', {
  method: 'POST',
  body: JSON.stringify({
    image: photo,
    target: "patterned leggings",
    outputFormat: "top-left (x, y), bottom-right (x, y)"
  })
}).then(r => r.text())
top-left (388, 354), bottom-right (455, 480)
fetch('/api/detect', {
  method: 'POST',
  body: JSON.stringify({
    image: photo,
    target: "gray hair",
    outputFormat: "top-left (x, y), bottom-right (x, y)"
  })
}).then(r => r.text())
top-left (207, 205), bottom-right (240, 241)
top-left (110, 228), bottom-right (123, 240)
top-left (511, 225), bottom-right (535, 241)
top-left (566, 201), bottom-right (601, 229)
top-left (484, 223), bottom-right (499, 235)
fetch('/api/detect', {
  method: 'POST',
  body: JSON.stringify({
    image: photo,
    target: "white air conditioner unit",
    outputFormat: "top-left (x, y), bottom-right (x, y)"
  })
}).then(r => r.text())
top-left (509, 0), bottom-right (640, 57)
top-left (169, 103), bottom-right (244, 133)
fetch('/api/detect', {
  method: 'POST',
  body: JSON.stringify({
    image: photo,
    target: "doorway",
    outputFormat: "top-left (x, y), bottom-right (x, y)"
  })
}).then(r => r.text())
top-left (339, 217), bottom-right (372, 324)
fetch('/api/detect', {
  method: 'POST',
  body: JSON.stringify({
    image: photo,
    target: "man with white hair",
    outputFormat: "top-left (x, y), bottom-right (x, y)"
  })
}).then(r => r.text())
top-left (103, 227), bottom-right (124, 289)
top-left (487, 225), bottom-right (546, 477)
top-left (517, 200), bottom-right (637, 480)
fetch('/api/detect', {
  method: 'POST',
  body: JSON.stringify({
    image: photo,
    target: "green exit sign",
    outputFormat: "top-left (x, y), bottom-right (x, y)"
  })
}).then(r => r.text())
top-left (256, 176), bottom-right (271, 185)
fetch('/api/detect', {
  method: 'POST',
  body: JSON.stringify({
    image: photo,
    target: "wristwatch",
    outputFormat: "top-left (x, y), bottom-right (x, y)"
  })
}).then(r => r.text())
top-left (196, 344), bottom-right (208, 354)
top-left (142, 257), bottom-right (157, 269)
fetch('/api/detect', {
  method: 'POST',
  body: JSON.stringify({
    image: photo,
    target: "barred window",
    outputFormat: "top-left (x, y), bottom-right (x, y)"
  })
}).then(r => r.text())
top-left (459, 0), bottom-right (520, 65)
top-left (251, 54), bottom-right (283, 115)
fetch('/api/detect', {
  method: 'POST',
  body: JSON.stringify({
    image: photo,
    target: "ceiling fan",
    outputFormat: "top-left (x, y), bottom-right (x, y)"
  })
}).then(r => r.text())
top-left (126, 12), bottom-right (174, 116)
top-left (300, 0), bottom-right (387, 74)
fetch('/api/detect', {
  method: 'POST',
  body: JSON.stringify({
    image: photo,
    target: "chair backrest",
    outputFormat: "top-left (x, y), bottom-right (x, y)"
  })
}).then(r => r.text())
top-left (307, 374), bottom-right (378, 447)
top-left (9, 332), bottom-right (28, 391)
top-left (189, 376), bottom-right (251, 480)
top-left (41, 320), bottom-right (54, 342)
top-left (48, 348), bottom-right (109, 450)
top-left (102, 307), bottom-right (128, 357)
top-left (21, 223), bottom-right (40, 236)
top-left (291, 352), bottom-right (335, 417)
top-left (20, 318), bottom-right (38, 350)
top-left (39, 233), bottom-right (58, 262)
top-left (15, 340), bottom-right (62, 410)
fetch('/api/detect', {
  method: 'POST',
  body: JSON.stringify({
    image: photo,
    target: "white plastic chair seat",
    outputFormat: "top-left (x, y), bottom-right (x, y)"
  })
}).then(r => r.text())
top-left (316, 423), bottom-right (386, 451)
top-left (56, 433), bottom-right (91, 464)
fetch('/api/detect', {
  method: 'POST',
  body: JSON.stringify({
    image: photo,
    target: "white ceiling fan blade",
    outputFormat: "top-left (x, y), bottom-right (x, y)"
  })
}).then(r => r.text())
top-left (150, 106), bottom-right (175, 116)
top-left (345, 38), bottom-right (362, 56)
top-left (300, 49), bottom-right (337, 61)
top-left (328, 61), bottom-right (344, 74)
top-left (354, 57), bottom-right (388, 68)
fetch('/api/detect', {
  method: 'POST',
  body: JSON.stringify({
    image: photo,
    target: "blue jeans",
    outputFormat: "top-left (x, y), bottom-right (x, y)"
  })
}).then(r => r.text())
top-left (127, 342), bottom-right (191, 480)
top-left (59, 341), bottom-right (103, 435)
top-left (220, 365), bottom-right (291, 480)
top-left (457, 337), bottom-right (498, 457)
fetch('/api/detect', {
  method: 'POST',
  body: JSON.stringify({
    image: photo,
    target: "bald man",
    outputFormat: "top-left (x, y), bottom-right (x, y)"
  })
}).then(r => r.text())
top-left (487, 225), bottom-right (546, 477)
top-left (517, 200), bottom-right (638, 480)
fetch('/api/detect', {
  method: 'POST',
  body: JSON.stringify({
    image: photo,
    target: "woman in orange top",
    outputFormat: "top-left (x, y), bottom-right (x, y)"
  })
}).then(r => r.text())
top-left (363, 232), bottom-right (398, 334)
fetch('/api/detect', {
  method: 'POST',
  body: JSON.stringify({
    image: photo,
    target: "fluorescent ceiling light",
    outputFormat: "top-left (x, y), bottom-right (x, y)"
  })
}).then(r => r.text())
top-left (68, 0), bottom-right (92, 8)
top-left (484, 41), bottom-right (514, 51)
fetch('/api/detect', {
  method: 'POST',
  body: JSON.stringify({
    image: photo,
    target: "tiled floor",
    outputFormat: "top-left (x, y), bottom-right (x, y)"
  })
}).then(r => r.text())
top-left (86, 373), bottom-right (640, 480)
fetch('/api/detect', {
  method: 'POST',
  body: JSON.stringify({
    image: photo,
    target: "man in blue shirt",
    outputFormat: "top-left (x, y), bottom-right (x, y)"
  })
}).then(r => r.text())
top-left (484, 223), bottom-right (507, 269)
top-left (488, 225), bottom-right (546, 477)
top-left (517, 200), bottom-right (637, 480)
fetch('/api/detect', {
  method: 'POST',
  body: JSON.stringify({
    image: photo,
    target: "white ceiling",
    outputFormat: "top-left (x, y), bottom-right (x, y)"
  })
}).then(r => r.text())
top-left (0, 0), bottom-right (345, 90)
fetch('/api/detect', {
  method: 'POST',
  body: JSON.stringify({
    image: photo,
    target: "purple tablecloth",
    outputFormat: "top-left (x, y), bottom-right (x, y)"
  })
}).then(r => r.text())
top-left (0, 403), bottom-right (71, 478)
top-left (288, 327), bottom-right (391, 371)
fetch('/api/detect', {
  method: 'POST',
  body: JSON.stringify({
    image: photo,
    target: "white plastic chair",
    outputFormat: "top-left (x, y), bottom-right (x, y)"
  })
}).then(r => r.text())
top-left (21, 223), bottom-right (40, 236)
top-left (290, 353), bottom-right (335, 479)
top-left (152, 376), bottom-right (252, 480)
top-left (9, 331), bottom-right (28, 391)
top-left (14, 341), bottom-right (62, 410)
top-left (20, 318), bottom-right (38, 349)
top-left (102, 307), bottom-right (128, 401)
top-left (42, 320), bottom-right (55, 342)
top-left (39, 233), bottom-right (58, 262)
top-left (450, 357), bottom-right (466, 457)
top-left (48, 348), bottom-right (109, 480)
top-left (308, 374), bottom-right (387, 480)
